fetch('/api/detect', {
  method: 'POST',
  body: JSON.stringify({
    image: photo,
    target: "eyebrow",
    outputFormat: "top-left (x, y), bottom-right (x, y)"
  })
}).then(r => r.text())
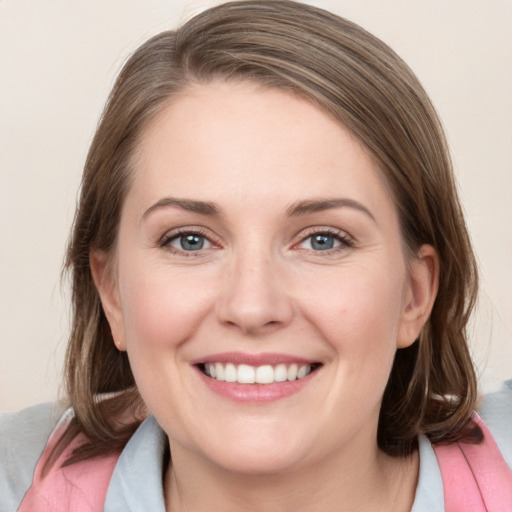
top-left (286, 198), bottom-right (376, 222)
top-left (142, 197), bottom-right (221, 220)
top-left (142, 196), bottom-right (375, 222)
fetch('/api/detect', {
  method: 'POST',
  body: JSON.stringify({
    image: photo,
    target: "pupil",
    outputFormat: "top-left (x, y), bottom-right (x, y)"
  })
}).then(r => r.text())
top-left (312, 234), bottom-right (334, 250)
top-left (181, 234), bottom-right (204, 251)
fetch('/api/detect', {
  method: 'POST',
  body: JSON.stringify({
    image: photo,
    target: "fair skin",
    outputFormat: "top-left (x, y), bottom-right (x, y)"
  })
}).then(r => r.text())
top-left (92, 81), bottom-right (438, 512)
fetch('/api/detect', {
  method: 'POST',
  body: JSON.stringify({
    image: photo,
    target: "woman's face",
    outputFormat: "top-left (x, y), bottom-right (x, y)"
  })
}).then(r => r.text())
top-left (94, 80), bottom-right (436, 475)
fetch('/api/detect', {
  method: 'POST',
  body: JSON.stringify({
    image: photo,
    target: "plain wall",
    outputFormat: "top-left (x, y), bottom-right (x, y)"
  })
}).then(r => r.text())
top-left (1, 0), bottom-right (511, 411)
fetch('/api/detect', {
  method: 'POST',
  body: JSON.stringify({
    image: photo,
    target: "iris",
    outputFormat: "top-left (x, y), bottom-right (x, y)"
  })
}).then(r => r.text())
top-left (311, 234), bottom-right (335, 250)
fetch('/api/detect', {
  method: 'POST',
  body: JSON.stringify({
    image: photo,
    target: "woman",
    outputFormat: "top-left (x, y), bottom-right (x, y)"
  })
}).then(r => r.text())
top-left (1, 1), bottom-right (511, 510)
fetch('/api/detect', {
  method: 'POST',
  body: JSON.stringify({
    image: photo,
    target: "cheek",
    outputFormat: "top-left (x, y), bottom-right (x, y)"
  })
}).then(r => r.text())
top-left (297, 263), bottom-right (406, 388)
top-left (118, 261), bottom-right (213, 354)
top-left (303, 264), bottom-right (404, 337)
top-left (116, 263), bottom-right (216, 419)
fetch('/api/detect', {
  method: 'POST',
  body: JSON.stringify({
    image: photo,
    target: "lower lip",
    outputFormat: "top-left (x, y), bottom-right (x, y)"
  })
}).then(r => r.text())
top-left (195, 367), bottom-right (318, 403)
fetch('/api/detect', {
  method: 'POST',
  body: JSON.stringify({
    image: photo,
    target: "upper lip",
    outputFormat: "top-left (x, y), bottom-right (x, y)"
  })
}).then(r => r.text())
top-left (191, 352), bottom-right (318, 366)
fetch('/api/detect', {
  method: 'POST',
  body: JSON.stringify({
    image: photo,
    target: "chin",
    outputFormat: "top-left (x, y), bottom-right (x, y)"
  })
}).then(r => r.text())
top-left (211, 447), bottom-right (306, 476)
top-left (193, 425), bottom-right (312, 476)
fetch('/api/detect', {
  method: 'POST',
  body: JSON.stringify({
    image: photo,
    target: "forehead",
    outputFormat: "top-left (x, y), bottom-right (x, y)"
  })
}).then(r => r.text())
top-left (128, 80), bottom-right (395, 217)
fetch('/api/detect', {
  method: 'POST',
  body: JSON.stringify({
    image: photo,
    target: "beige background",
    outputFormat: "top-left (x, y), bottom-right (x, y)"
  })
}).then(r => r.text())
top-left (1, 0), bottom-right (511, 411)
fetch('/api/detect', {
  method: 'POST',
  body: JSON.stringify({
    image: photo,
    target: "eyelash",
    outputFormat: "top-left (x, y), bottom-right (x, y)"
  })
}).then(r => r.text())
top-left (158, 227), bottom-right (354, 256)
top-left (159, 227), bottom-right (215, 257)
top-left (295, 227), bottom-right (355, 254)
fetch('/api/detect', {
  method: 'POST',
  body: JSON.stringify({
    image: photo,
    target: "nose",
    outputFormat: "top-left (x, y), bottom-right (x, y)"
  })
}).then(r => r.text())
top-left (216, 250), bottom-right (294, 336)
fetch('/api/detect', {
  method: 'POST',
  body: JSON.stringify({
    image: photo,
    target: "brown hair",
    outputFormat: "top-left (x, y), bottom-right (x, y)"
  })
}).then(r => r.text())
top-left (63, 0), bottom-right (479, 461)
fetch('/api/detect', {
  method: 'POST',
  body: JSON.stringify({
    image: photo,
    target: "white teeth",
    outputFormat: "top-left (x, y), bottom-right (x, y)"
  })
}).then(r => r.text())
top-left (274, 364), bottom-right (288, 382)
top-left (207, 363), bottom-right (216, 378)
top-left (225, 363), bottom-right (237, 382)
top-left (202, 362), bottom-right (315, 384)
top-left (237, 364), bottom-right (255, 384)
top-left (287, 364), bottom-right (298, 381)
top-left (215, 362), bottom-right (224, 381)
top-left (255, 365), bottom-right (274, 384)
top-left (297, 365), bottom-right (309, 379)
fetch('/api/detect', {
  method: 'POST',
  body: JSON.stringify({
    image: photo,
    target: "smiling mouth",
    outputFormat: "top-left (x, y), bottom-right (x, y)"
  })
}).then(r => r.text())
top-left (198, 362), bottom-right (321, 385)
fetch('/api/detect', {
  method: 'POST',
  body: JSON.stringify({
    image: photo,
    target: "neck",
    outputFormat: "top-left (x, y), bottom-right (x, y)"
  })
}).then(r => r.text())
top-left (164, 440), bottom-right (418, 512)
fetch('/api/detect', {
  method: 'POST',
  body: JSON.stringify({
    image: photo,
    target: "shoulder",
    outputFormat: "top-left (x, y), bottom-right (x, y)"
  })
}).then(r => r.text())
top-left (0, 402), bottom-right (66, 511)
top-left (478, 379), bottom-right (512, 469)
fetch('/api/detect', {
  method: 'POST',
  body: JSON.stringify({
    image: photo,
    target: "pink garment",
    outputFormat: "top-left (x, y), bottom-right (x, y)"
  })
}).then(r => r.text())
top-left (434, 414), bottom-right (512, 512)
top-left (18, 410), bottom-right (119, 512)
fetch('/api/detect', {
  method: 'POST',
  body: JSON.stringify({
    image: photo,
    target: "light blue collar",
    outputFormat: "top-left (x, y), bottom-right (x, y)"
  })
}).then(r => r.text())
top-left (105, 416), bottom-right (167, 512)
top-left (411, 435), bottom-right (444, 511)
top-left (105, 418), bottom-right (445, 511)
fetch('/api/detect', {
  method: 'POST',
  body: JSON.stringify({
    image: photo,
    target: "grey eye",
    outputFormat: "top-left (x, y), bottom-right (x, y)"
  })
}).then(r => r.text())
top-left (310, 234), bottom-right (335, 250)
top-left (296, 231), bottom-right (350, 252)
top-left (170, 233), bottom-right (210, 251)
